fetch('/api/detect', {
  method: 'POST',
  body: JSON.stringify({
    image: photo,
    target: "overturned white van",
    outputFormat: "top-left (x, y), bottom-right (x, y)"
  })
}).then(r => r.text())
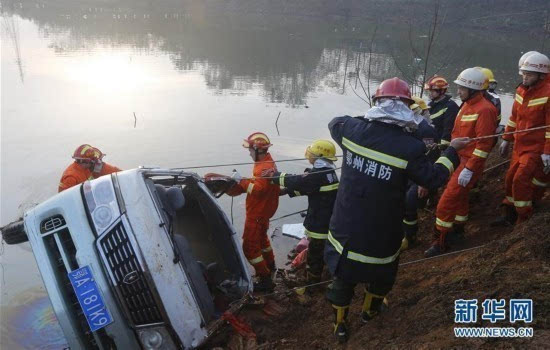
top-left (2, 168), bottom-right (252, 349)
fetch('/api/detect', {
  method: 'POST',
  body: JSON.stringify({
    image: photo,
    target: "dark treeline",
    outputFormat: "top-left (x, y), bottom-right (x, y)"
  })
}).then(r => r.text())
top-left (2, 0), bottom-right (548, 105)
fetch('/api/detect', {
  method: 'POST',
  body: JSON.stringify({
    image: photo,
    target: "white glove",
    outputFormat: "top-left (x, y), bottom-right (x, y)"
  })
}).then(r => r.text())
top-left (458, 168), bottom-right (473, 187)
top-left (542, 154), bottom-right (550, 174)
top-left (499, 140), bottom-right (510, 157)
top-left (231, 169), bottom-right (242, 182)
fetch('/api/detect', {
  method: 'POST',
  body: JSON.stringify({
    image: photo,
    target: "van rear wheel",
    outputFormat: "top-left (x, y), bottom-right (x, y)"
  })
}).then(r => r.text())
top-left (1, 220), bottom-right (28, 245)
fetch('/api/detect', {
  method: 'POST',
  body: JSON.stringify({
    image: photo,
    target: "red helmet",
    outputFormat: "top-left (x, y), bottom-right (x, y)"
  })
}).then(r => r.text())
top-left (72, 144), bottom-right (104, 162)
top-left (373, 77), bottom-right (413, 103)
top-left (242, 132), bottom-right (272, 151)
top-left (424, 75), bottom-right (449, 91)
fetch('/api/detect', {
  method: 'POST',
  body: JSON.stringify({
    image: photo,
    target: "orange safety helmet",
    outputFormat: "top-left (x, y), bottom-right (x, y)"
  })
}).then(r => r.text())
top-left (373, 77), bottom-right (413, 103)
top-left (424, 75), bottom-right (449, 91)
top-left (242, 132), bottom-right (272, 151)
top-left (72, 144), bottom-right (104, 162)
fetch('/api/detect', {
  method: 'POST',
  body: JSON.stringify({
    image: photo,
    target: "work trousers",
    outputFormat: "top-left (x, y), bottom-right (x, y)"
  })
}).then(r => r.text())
top-left (435, 157), bottom-right (483, 233)
top-left (503, 152), bottom-right (545, 221)
top-left (533, 168), bottom-right (549, 202)
top-left (306, 237), bottom-right (326, 280)
top-left (403, 183), bottom-right (432, 239)
top-left (326, 272), bottom-right (396, 307)
top-left (242, 217), bottom-right (275, 277)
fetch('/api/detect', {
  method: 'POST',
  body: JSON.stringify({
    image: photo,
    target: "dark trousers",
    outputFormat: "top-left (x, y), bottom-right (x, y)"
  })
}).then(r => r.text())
top-left (307, 237), bottom-right (326, 278)
top-left (403, 183), bottom-right (432, 239)
top-left (326, 273), bottom-right (396, 307)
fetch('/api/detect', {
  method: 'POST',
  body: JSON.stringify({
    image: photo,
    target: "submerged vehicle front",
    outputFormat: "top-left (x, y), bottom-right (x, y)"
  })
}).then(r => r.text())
top-left (21, 168), bottom-right (252, 349)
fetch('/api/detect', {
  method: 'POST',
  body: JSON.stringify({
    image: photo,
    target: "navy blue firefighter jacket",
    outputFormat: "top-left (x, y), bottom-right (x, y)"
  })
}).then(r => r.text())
top-left (325, 116), bottom-right (459, 283)
top-left (429, 94), bottom-right (459, 145)
top-left (272, 164), bottom-right (339, 239)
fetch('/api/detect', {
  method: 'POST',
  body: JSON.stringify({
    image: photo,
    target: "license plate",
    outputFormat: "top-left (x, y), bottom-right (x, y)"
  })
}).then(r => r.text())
top-left (68, 266), bottom-right (113, 332)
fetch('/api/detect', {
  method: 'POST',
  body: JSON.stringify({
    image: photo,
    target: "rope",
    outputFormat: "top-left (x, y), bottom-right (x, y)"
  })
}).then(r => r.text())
top-left (172, 155), bottom-right (343, 171)
top-left (270, 209), bottom-right (307, 222)
top-left (398, 244), bottom-right (486, 267)
top-left (483, 159), bottom-right (511, 173)
top-left (204, 167), bottom-right (342, 182)
top-left (257, 243), bottom-right (487, 298)
top-left (230, 196), bottom-right (234, 225)
top-left (470, 125), bottom-right (550, 141)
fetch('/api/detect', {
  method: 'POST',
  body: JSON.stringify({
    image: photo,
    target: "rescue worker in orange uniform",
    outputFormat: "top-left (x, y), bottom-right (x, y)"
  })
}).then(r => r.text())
top-left (228, 132), bottom-right (280, 292)
top-left (59, 144), bottom-right (122, 192)
top-left (425, 68), bottom-right (498, 257)
top-left (497, 52), bottom-right (550, 224)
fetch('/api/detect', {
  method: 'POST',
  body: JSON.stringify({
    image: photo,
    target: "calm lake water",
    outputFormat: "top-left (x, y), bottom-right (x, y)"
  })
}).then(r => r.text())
top-left (0, 1), bottom-right (539, 348)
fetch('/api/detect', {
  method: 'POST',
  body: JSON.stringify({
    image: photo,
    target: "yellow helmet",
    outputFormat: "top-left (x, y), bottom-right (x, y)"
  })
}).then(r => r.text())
top-left (474, 67), bottom-right (496, 89)
top-left (410, 96), bottom-right (428, 111)
top-left (481, 68), bottom-right (496, 83)
top-left (305, 140), bottom-right (337, 161)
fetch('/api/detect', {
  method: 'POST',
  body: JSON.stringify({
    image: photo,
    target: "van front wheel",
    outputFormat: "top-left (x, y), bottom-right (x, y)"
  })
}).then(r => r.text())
top-left (1, 220), bottom-right (28, 245)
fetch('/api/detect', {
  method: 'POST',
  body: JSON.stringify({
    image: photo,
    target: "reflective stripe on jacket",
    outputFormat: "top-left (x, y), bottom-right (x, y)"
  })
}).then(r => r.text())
top-left (428, 94), bottom-right (460, 144)
top-left (502, 80), bottom-right (550, 155)
top-left (272, 165), bottom-right (339, 239)
top-left (451, 92), bottom-right (498, 173)
top-left (325, 116), bottom-right (459, 283)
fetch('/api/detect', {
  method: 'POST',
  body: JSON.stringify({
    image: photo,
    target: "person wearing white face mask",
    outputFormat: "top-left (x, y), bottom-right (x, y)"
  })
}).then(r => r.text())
top-left (324, 77), bottom-right (470, 343)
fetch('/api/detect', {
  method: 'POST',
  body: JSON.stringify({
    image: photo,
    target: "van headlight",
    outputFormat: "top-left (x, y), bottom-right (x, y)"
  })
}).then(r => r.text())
top-left (138, 327), bottom-right (176, 349)
top-left (83, 176), bottom-right (121, 235)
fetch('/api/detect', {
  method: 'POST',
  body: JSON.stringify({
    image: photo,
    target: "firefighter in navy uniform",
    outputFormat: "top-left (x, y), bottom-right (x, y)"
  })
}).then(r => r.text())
top-left (424, 75), bottom-right (460, 147)
top-left (402, 96), bottom-right (440, 249)
top-left (271, 140), bottom-right (339, 284)
top-left (324, 78), bottom-right (470, 343)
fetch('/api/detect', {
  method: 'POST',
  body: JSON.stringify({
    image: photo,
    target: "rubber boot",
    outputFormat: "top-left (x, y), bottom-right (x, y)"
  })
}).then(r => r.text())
top-left (490, 205), bottom-right (517, 227)
top-left (406, 232), bottom-right (417, 246)
top-left (332, 305), bottom-right (349, 344)
top-left (360, 290), bottom-right (388, 323)
top-left (254, 275), bottom-right (275, 293)
top-left (400, 237), bottom-right (409, 251)
top-left (447, 224), bottom-right (466, 245)
top-left (424, 228), bottom-right (448, 258)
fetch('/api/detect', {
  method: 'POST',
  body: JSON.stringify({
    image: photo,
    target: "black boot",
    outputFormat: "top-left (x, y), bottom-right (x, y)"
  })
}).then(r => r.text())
top-left (254, 276), bottom-right (275, 293)
top-left (424, 228), bottom-right (447, 257)
top-left (447, 224), bottom-right (466, 245)
top-left (490, 205), bottom-right (517, 227)
top-left (332, 305), bottom-right (349, 344)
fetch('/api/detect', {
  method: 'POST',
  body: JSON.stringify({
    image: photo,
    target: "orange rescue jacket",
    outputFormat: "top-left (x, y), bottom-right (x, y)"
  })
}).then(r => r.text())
top-left (451, 92), bottom-right (498, 172)
top-left (503, 80), bottom-right (550, 155)
top-left (235, 153), bottom-right (280, 221)
top-left (58, 162), bottom-right (122, 192)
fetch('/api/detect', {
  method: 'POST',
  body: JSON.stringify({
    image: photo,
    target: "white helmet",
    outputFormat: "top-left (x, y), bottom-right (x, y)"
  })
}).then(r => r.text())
top-left (518, 51), bottom-right (539, 74)
top-left (520, 52), bottom-right (550, 74)
top-left (453, 68), bottom-right (488, 91)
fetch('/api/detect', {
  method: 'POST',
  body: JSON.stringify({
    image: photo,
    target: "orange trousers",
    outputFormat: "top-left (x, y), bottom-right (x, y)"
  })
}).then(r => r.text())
top-left (435, 158), bottom-right (483, 234)
top-left (502, 152), bottom-right (545, 221)
top-left (242, 217), bottom-right (275, 277)
top-left (533, 167), bottom-right (549, 202)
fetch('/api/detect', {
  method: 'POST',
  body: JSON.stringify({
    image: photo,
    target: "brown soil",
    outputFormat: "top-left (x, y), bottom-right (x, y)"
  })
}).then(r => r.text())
top-left (210, 155), bottom-right (550, 349)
